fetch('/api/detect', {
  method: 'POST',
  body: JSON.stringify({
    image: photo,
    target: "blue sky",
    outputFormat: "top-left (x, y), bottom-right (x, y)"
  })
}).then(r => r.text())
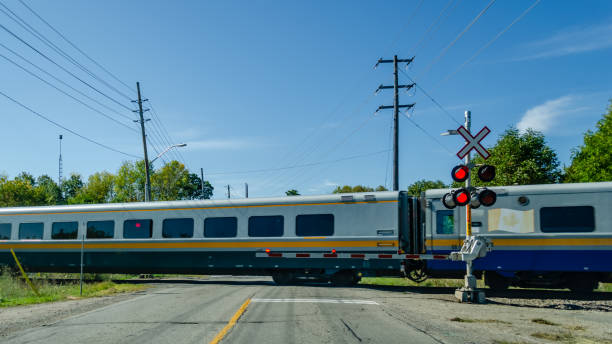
top-left (0, 0), bottom-right (610, 199)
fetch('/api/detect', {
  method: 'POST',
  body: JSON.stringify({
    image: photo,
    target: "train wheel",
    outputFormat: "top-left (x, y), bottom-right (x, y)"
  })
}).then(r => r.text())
top-left (272, 271), bottom-right (294, 285)
top-left (330, 271), bottom-right (359, 287)
top-left (485, 272), bottom-right (510, 291)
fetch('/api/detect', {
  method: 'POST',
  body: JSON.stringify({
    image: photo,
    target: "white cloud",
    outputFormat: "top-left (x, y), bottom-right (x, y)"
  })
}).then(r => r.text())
top-left (517, 95), bottom-right (575, 133)
top-left (186, 138), bottom-right (257, 150)
top-left (517, 22), bottom-right (612, 61)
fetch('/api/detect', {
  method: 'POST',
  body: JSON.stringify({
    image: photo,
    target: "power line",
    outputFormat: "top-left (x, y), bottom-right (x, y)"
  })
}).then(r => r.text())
top-left (206, 149), bottom-right (390, 176)
top-left (383, 0), bottom-right (425, 54)
top-left (17, 0), bottom-right (135, 95)
top-left (0, 90), bottom-right (139, 158)
top-left (0, 52), bottom-right (137, 132)
top-left (0, 23), bottom-right (134, 112)
top-left (0, 41), bottom-right (134, 121)
top-left (399, 68), bottom-right (462, 126)
top-left (438, 0), bottom-right (541, 84)
top-left (418, 0), bottom-right (496, 78)
top-left (409, 0), bottom-right (461, 54)
top-left (0, 2), bottom-right (133, 102)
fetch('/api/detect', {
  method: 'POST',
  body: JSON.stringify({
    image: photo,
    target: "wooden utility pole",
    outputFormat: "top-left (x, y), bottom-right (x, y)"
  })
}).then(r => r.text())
top-left (134, 82), bottom-right (151, 202)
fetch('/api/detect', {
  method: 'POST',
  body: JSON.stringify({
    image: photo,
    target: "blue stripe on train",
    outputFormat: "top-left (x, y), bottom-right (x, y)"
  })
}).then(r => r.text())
top-left (426, 250), bottom-right (612, 273)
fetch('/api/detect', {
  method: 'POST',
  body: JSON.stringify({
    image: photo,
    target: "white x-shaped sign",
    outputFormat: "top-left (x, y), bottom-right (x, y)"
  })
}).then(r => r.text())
top-left (456, 126), bottom-right (490, 160)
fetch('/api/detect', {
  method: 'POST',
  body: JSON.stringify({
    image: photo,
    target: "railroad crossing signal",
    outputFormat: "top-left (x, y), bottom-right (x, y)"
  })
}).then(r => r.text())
top-left (457, 125), bottom-right (491, 160)
top-left (443, 164), bottom-right (497, 209)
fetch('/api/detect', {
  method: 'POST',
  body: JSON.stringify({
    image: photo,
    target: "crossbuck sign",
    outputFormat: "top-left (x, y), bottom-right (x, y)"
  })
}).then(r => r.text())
top-left (457, 126), bottom-right (490, 160)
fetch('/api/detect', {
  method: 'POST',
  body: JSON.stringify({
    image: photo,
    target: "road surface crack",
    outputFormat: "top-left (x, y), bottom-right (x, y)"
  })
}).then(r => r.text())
top-left (340, 319), bottom-right (362, 342)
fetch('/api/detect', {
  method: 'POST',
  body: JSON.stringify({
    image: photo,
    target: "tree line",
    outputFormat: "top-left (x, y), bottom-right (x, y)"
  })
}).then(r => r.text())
top-left (0, 160), bottom-right (213, 207)
top-left (2, 101), bottom-right (610, 206)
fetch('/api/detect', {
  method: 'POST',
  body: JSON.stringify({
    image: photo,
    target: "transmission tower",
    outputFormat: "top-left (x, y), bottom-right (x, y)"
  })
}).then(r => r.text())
top-left (58, 134), bottom-right (63, 186)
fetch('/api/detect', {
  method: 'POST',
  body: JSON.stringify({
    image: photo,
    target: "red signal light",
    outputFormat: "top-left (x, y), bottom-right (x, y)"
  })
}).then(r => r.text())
top-left (477, 165), bottom-right (496, 183)
top-left (135, 223), bottom-right (141, 228)
top-left (452, 188), bottom-right (471, 206)
top-left (265, 248), bottom-right (271, 253)
top-left (479, 189), bottom-right (497, 207)
top-left (331, 249), bottom-right (336, 254)
top-left (451, 165), bottom-right (470, 183)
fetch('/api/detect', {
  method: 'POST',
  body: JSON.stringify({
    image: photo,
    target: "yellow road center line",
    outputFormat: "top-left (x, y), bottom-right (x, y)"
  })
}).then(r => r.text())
top-left (209, 297), bottom-right (251, 344)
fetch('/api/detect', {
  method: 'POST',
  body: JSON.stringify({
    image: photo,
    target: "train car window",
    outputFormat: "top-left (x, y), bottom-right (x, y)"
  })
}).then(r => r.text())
top-left (123, 220), bottom-right (153, 239)
top-left (87, 221), bottom-right (115, 239)
top-left (540, 206), bottom-right (595, 233)
top-left (52, 222), bottom-right (78, 239)
top-left (19, 223), bottom-right (43, 239)
top-left (248, 216), bottom-right (284, 237)
top-left (163, 218), bottom-right (194, 238)
top-left (436, 210), bottom-right (454, 234)
top-left (204, 217), bottom-right (237, 238)
top-left (296, 214), bottom-right (334, 236)
top-left (0, 223), bottom-right (11, 240)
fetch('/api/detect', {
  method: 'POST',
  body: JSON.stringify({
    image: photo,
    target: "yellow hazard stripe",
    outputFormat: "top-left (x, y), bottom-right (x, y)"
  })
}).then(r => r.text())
top-left (0, 200), bottom-right (398, 217)
top-left (0, 240), bottom-right (398, 250)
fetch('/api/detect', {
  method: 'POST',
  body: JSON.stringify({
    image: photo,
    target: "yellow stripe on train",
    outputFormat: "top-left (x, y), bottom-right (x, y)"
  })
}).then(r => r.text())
top-left (426, 238), bottom-right (612, 247)
top-left (0, 240), bottom-right (398, 250)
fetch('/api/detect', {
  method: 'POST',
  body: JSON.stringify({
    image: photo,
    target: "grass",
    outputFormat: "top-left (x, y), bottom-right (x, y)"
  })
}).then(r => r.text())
top-left (360, 278), bottom-right (612, 292)
top-left (0, 271), bottom-right (147, 307)
top-left (360, 277), bottom-right (484, 288)
top-left (450, 317), bottom-right (510, 325)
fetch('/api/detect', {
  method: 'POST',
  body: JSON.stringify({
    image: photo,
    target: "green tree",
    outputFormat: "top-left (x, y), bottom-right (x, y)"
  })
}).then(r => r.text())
top-left (285, 189), bottom-right (300, 196)
top-left (0, 174), bottom-right (45, 207)
top-left (151, 160), bottom-right (202, 201)
top-left (407, 179), bottom-right (447, 196)
top-left (182, 173), bottom-right (213, 200)
top-left (113, 161), bottom-right (147, 202)
top-left (332, 185), bottom-right (387, 194)
top-left (35, 175), bottom-right (63, 205)
top-left (69, 172), bottom-right (115, 204)
top-left (455, 128), bottom-right (561, 187)
top-left (61, 173), bottom-right (84, 200)
top-left (564, 102), bottom-right (612, 182)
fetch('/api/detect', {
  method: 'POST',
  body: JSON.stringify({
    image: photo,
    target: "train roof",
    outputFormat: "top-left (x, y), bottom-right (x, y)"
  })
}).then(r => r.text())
top-left (0, 191), bottom-right (401, 215)
top-left (424, 181), bottom-right (612, 198)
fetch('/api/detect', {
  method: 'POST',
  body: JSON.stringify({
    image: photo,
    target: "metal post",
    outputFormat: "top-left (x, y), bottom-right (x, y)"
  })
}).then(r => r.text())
top-left (393, 55), bottom-right (399, 191)
top-left (200, 168), bottom-right (205, 197)
top-left (463, 110), bottom-right (478, 296)
top-left (227, 185), bottom-right (230, 199)
top-left (136, 82), bottom-right (152, 202)
top-left (245, 183), bottom-right (248, 198)
top-left (80, 233), bottom-right (84, 296)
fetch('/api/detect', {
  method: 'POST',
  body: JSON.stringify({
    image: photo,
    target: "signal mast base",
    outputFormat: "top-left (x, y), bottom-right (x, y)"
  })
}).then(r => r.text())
top-left (455, 287), bottom-right (486, 304)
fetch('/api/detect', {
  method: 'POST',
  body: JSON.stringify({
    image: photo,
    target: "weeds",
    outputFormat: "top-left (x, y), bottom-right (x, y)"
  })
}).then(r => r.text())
top-left (0, 270), bottom-right (147, 307)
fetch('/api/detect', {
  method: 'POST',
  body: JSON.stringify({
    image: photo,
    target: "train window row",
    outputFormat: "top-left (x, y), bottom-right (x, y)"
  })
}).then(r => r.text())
top-left (0, 214), bottom-right (335, 240)
top-left (434, 206), bottom-right (596, 234)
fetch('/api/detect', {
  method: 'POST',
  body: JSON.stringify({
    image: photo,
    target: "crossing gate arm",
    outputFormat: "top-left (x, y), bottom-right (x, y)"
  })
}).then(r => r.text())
top-left (255, 252), bottom-right (449, 260)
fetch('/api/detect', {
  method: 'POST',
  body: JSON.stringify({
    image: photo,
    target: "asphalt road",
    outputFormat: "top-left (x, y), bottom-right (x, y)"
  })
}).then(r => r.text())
top-left (3, 277), bottom-right (612, 344)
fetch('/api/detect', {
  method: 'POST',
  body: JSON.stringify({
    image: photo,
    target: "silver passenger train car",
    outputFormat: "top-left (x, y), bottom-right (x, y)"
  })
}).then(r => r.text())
top-left (0, 192), bottom-right (419, 285)
top-left (424, 182), bottom-right (612, 291)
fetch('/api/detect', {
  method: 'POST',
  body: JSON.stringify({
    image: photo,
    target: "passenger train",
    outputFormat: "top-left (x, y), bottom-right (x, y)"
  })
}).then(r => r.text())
top-left (0, 182), bottom-right (610, 290)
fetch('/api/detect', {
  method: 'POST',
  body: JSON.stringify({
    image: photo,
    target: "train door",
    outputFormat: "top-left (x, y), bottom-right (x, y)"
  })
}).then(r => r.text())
top-left (429, 200), bottom-right (462, 252)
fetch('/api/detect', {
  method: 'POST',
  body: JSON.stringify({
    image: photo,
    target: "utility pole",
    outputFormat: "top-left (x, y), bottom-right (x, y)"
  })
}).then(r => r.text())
top-left (245, 183), bottom-right (248, 198)
top-left (58, 135), bottom-right (63, 187)
top-left (226, 185), bottom-right (230, 199)
top-left (200, 168), bottom-right (205, 197)
top-left (375, 55), bottom-right (415, 191)
top-left (133, 82), bottom-right (151, 202)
